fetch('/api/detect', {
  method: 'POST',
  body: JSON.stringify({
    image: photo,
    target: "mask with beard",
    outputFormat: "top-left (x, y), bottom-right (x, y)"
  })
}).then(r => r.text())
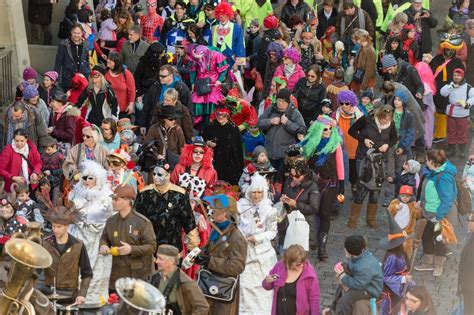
top-left (153, 165), bottom-right (170, 186)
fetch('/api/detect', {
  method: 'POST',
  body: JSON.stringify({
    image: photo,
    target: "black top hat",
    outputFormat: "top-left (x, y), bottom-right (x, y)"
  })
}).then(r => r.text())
top-left (174, 40), bottom-right (185, 48)
top-left (52, 90), bottom-right (68, 104)
top-left (91, 64), bottom-right (106, 76)
top-left (378, 210), bottom-right (412, 250)
top-left (157, 105), bottom-right (183, 119)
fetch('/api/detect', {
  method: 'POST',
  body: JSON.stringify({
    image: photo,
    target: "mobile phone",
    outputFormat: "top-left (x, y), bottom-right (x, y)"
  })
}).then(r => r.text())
top-left (272, 274), bottom-right (280, 279)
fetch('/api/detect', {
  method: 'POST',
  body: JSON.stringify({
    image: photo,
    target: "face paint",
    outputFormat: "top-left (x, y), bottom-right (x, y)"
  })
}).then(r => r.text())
top-left (153, 166), bottom-right (170, 186)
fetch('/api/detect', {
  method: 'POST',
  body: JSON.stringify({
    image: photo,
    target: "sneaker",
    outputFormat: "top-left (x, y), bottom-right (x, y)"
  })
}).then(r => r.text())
top-left (414, 263), bottom-right (434, 271)
top-left (432, 138), bottom-right (445, 144)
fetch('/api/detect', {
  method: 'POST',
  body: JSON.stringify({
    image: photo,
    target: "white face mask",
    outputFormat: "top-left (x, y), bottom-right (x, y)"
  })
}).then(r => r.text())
top-left (153, 166), bottom-right (169, 186)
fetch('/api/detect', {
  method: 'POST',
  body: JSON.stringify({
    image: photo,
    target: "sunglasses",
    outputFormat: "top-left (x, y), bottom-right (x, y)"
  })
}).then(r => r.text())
top-left (83, 134), bottom-right (93, 139)
top-left (108, 160), bottom-right (123, 167)
top-left (290, 173), bottom-right (303, 179)
top-left (323, 127), bottom-right (332, 131)
top-left (340, 102), bottom-right (351, 106)
top-left (82, 176), bottom-right (95, 181)
top-left (164, 117), bottom-right (176, 121)
top-left (159, 73), bottom-right (170, 78)
top-left (216, 112), bottom-right (228, 117)
top-left (193, 150), bottom-right (205, 155)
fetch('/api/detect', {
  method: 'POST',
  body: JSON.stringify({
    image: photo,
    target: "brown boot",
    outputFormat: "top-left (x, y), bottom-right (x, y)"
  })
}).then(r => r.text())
top-left (433, 256), bottom-right (446, 277)
top-left (347, 202), bottom-right (363, 229)
top-left (366, 203), bottom-right (379, 228)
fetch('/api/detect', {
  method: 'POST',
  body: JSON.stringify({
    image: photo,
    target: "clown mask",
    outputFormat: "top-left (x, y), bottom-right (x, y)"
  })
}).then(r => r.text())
top-left (153, 166), bottom-right (170, 186)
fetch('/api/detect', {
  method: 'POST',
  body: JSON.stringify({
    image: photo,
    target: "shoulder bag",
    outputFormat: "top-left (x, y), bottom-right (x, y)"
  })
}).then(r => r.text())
top-left (196, 269), bottom-right (239, 302)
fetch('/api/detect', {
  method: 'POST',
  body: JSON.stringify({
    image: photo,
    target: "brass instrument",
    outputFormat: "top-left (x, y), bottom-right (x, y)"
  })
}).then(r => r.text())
top-left (115, 277), bottom-right (166, 314)
top-left (10, 222), bottom-right (44, 245)
top-left (0, 239), bottom-right (53, 315)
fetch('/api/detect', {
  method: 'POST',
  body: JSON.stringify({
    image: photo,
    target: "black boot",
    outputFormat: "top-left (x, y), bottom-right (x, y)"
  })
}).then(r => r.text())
top-left (457, 144), bottom-right (467, 159)
top-left (318, 233), bottom-right (329, 262)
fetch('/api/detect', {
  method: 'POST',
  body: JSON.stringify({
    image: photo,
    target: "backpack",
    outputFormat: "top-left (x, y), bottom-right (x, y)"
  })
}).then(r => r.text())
top-left (417, 171), bottom-right (472, 216)
top-left (358, 149), bottom-right (385, 191)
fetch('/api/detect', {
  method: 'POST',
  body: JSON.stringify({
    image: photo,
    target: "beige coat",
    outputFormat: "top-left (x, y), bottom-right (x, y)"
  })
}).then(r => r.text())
top-left (62, 143), bottom-right (109, 179)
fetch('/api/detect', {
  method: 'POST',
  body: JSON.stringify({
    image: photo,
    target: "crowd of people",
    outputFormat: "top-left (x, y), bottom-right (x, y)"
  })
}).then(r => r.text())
top-left (2, 0), bottom-right (474, 313)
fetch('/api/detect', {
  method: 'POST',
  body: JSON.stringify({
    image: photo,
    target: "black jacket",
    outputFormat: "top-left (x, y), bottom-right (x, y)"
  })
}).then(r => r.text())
top-left (256, 29), bottom-right (282, 77)
top-left (316, 7), bottom-right (338, 39)
top-left (293, 78), bottom-right (327, 127)
top-left (348, 114), bottom-right (398, 160)
top-left (137, 79), bottom-right (192, 129)
top-left (280, 0), bottom-right (311, 26)
top-left (75, 85), bottom-right (118, 127)
top-left (54, 39), bottom-right (90, 91)
top-left (404, 6), bottom-right (438, 54)
top-left (282, 175), bottom-right (320, 216)
top-left (28, 0), bottom-right (53, 25)
top-left (392, 60), bottom-right (424, 101)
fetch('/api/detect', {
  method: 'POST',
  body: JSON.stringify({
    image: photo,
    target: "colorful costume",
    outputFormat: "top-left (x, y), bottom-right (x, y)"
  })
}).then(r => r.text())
top-left (189, 45), bottom-right (229, 128)
top-left (160, 14), bottom-right (194, 53)
top-left (209, 88), bottom-right (257, 131)
top-left (211, 1), bottom-right (245, 68)
top-left (140, 0), bottom-right (164, 43)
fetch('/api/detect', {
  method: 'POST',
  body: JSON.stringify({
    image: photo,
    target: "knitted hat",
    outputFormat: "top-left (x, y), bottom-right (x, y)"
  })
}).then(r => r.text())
top-left (23, 67), bottom-right (38, 81)
top-left (91, 64), bottom-right (106, 76)
top-left (399, 185), bottom-right (414, 196)
top-left (393, 90), bottom-right (408, 105)
top-left (276, 88), bottom-right (291, 103)
top-left (44, 71), bottom-right (59, 82)
top-left (263, 14), bottom-right (279, 29)
top-left (381, 54), bottom-right (398, 69)
top-left (113, 184), bottom-right (136, 200)
top-left (361, 90), bottom-right (373, 100)
top-left (406, 159), bottom-right (421, 174)
top-left (23, 84), bottom-right (39, 100)
top-left (454, 68), bottom-right (465, 77)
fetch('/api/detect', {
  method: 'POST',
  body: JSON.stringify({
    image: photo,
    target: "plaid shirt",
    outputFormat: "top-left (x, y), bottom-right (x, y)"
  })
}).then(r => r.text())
top-left (140, 15), bottom-right (163, 43)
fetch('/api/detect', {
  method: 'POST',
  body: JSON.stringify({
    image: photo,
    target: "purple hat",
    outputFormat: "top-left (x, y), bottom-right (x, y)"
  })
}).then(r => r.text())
top-left (23, 67), bottom-right (38, 81)
top-left (44, 71), bottom-right (59, 82)
top-left (23, 84), bottom-right (39, 100)
top-left (337, 90), bottom-right (358, 107)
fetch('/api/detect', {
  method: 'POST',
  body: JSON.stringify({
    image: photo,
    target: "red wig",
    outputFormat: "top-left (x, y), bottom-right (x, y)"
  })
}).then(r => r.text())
top-left (178, 144), bottom-right (214, 169)
top-left (215, 1), bottom-right (234, 20)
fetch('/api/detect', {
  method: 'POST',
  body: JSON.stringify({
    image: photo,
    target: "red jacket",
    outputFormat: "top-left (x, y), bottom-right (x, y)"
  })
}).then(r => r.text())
top-left (105, 69), bottom-right (136, 112)
top-left (0, 140), bottom-right (43, 192)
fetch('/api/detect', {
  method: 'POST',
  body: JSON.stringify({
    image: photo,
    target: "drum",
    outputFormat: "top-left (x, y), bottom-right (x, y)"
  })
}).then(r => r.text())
top-left (56, 305), bottom-right (79, 315)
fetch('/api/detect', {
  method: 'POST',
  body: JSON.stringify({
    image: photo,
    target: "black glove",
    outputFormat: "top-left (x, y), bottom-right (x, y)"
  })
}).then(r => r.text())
top-left (338, 180), bottom-right (345, 195)
top-left (194, 254), bottom-right (210, 267)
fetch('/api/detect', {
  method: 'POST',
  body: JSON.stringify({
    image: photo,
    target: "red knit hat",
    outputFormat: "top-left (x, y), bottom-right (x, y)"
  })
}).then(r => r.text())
top-left (454, 68), bottom-right (465, 77)
top-left (263, 14), bottom-right (279, 29)
top-left (399, 185), bottom-right (413, 196)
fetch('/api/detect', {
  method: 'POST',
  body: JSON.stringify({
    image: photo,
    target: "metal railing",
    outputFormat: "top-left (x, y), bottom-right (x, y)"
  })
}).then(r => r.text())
top-left (0, 48), bottom-right (13, 108)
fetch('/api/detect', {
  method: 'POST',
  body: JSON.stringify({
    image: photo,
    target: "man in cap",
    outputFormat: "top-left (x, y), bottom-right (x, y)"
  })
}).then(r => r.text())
top-left (134, 160), bottom-right (199, 253)
top-left (48, 90), bottom-right (77, 145)
top-left (41, 206), bottom-right (93, 305)
top-left (99, 184), bottom-right (157, 292)
top-left (150, 244), bottom-right (209, 314)
top-left (194, 194), bottom-right (247, 315)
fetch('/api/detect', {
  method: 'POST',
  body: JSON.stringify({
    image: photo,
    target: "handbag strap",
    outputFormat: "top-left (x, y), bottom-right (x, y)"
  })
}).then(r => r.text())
top-left (162, 270), bottom-right (180, 300)
top-left (294, 189), bottom-right (305, 202)
top-left (18, 152), bottom-right (34, 172)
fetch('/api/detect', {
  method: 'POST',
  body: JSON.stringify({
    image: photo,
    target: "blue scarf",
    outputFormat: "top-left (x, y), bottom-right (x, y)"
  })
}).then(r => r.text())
top-left (315, 138), bottom-right (330, 167)
top-left (210, 221), bottom-right (231, 243)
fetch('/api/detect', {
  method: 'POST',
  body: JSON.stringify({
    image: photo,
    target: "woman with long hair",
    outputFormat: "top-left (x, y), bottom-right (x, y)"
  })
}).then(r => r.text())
top-left (400, 285), bottom-right (437, 315)
top-left (301, 115), bottom-right (344, 260)
top-left (415, 58), bottom-right (437, 150)
top-left (351, 29), bottom-right (376, 95)
top-left (76, 65), bottom-right (118, 126)
top-left (78, 7), bottom-right (107, 66)
top-left (105, 51), bottom-right (136, 118)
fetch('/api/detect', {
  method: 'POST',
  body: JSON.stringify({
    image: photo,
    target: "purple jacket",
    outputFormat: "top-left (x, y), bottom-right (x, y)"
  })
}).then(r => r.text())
top-left (262, 261), bottom-right (320, 315)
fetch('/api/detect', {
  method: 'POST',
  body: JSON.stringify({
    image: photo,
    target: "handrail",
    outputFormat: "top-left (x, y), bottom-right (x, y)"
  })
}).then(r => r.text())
top-left (0, 48), bottom-right (13, 108)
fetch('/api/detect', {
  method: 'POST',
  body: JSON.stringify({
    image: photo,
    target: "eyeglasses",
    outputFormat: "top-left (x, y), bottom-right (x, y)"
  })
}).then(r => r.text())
top-left (340, 102), bottom-right (351, 106)
top-left (90, 74), bottom-right (100, 78)
top-left (193, 150), bottom-right (205, 155)
top-left (323, 127), bottom-right (332, 131)
top-left (83, 134), bottom-right (93, 139)
top-left (82, 176), bottom-right (95, 181)
top-left (159, 73), bottom-right (170, 78)
top-left (146, 3), bottom-right (157, 7)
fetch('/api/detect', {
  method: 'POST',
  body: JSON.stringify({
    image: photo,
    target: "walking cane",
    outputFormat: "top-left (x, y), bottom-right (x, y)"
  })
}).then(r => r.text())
top-left (402, 218), bottom-right (428, 296)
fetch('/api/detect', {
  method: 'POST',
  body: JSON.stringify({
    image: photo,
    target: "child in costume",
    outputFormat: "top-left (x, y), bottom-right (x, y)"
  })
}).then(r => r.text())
top-left (239, 146), bottom-right (275, 194)
top-left (241, 118), bottom-right (265, 166)
top-left (387, 185), bottom-right (421, 260)
top-left (15, 184), bottom-right (44, 224)
top-left (396, 159), bottom-right (421, 197)
top-left (378, 213), bottom-right (415, 315)
top-left (0, 194), bottom-right (28, 249)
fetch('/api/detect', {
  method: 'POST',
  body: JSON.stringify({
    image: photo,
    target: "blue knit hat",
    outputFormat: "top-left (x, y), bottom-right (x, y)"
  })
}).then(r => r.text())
top-left (393, 90), bottom-right (408, 105)
top-left (381, 54), bottom-right (397, 69)
top-left (23, 84), bottom-right (39, 100)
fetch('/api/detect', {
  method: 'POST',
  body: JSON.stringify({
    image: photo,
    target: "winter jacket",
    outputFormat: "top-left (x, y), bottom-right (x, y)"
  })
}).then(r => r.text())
top-left (150, 101), bottom-right (194, 143)
top-left (404, 6), bottom-right (438, 54)
top-left (348, 114), bottom-right (398, 160)
top-left (54, 39), bottom-right (90, 90)
top-left (38, 84), bottom-right (60, 107)
top-left (440, 82), bottom-right (474, 118)
top-left (335, 8), bottom-right (375, 41)
top-left (317, 7), bottom-right (338, 39)
top-left (273, 64), bottom-right (306, 92)
top-left (340, 250), bottom-right (383, 298)
top-left (354, 42), bottom-right (376, 91)
top-left (280, 0), bottom-right (312, 26)
top-left (28, 0), bottom-right (53, 25)
top-left (258, 104), bottom-right (306, 160)
top-left (421, 161), bottom-right (457, 221)
top-left (49, 106), bottom-right (78, 144)
top-left (256, 29), bottom-right (283, 77)
top-left (282, 176), bottom-right (320, 217)
top-left (392, 60), bottom-right (425, 101)
top-left (395, 109), bottom-right (415, 155)
top-left (62, 143), bottom-right (109, 180)
top-left (430, 54), bottom-right (465, 112)
top-left (0, 140), bottom-right (43, 193)
top-left (293, 78), bottom-right (327, 127)
top-left (97, 18), bottom-right (117, 41)
top-left (144, 123), bottom-right (185, 156)
top-left (75, 84), bottom-right (119, 127)
top-left (246, 32), bottom-right (262, 69)
top-left (262, 261), bottom-right (320, 315)
top-left (121, 39), bottom-right (150, 74)
top-left (138, 78), bottom-right (192, 129)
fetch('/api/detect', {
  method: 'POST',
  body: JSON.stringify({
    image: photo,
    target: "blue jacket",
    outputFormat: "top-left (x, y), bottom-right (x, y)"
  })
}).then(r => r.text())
top-left (396, 109), bottom-right (415, 155)
top-left (54, 38), bottom-right (90, 90)
top-left (423, 161), bottom-right (458, 220)
top-left (341, 250), bottom-right (383, 298)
